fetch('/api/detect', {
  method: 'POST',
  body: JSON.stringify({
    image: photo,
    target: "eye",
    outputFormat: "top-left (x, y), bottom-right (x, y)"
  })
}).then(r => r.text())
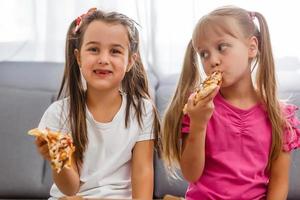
top-left (199, 51), bottom-right (209, 59)
top-left (218, 43), bottom-right (229, 52)
top-left (111, 48), bottom-right (122, 54)
top-left (88, 47), bottom-right (99, 53)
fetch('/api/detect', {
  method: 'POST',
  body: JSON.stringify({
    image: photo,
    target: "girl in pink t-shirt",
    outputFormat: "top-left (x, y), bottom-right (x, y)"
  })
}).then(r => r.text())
top-left (162, 6), bottom-right (300, 200)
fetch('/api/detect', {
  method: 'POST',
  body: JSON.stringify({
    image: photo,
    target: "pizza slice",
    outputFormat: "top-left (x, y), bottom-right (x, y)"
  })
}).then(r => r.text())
top-left (183, 70), bottom-right (222, 114)
top-left (28, 128), bottom-right (75, 173)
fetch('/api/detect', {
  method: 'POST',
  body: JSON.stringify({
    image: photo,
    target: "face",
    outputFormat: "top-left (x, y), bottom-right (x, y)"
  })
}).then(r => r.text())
top-left (194, 22), bottom-right (258, 88)
top-left (75, 20), bottom-right (134, 92)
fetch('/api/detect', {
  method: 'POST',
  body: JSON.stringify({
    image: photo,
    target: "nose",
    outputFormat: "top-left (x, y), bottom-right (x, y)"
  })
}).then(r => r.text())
top-left (210, 53), bottom-right (221, 68)
top-left (98, 52), bottom-right (109, 65)
top-left (213, 61), bottom-right (221, 67)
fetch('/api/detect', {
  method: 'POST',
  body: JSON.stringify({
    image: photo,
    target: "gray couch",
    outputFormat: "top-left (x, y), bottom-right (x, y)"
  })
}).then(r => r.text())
top-left (0, 61), bottom-right (299, 199)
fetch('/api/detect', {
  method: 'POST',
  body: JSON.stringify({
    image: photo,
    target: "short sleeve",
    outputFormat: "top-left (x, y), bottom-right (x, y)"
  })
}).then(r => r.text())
top-left (38, 99), bottom-right (70, 134)
top-left (282, 104), bottom-right (300, 152)
top-left (181, 114), bottom-right (190, 135)
top-left (137, 99), bottom-right (156, 142)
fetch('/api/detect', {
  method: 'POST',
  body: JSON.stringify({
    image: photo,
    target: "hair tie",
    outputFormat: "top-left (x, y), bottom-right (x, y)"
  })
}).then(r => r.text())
top-left (73, 8), bottom-right (97, 34)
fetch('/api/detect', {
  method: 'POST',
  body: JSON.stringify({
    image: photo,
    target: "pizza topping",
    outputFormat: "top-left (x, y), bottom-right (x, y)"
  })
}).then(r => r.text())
top-left (28, 128), bottom-right (75, 173)
top-left (183, 70), bottom-right (222, 114)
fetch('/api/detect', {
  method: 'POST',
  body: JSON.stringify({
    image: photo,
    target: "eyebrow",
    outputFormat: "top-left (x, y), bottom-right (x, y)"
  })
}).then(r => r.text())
top-left (197, 38), bottom-right (229, 51)
top-left (85, 41), bottom-right (125, 49)
top-left (85, 41), bottom-right (98, 46)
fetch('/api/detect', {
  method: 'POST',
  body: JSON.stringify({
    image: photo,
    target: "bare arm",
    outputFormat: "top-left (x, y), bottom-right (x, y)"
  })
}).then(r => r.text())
top-left (266, 151), bottom-right (291, 200)
top-left (180, 88), bottom-right (219, 183)
top-left (52, 155), bottom-right (81, 196)
top-left (180, 123), bottom-right (206, 182)
top-left (131, 140), bottom-right (154, 200)
top-left (35, 138), bottom-right (81, 196)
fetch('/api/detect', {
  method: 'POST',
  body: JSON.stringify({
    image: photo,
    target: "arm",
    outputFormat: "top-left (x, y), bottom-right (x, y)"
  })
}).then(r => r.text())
top-left (131, 140), bottom-right (154, 200)
top-left (180, 123), bottom-right (206, 182)
top-left (52, 155), bottom-right (81, 196)
top-left (35, 138), bottom-right (81, 196)
top-left (36, 102), bottom-right (81, 195)
top-left (179, 87), bottom-right (219, 182)
top-left (266, 151), bottom-right (291, 200)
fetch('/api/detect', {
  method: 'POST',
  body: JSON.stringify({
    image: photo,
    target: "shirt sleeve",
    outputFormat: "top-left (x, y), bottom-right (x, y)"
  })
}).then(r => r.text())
top-left (282, 104), bottom-right (300, 152)
top-left (181, 114), bottom-right (190, 135)
top-left (38, 100), bottom-right (70, 134)
top-left (137, 99), bottom-right (156, 142)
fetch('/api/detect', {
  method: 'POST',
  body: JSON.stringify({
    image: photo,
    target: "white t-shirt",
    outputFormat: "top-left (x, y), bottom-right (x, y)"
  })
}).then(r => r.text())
top-left (38, 93), bottom-right (155, 199)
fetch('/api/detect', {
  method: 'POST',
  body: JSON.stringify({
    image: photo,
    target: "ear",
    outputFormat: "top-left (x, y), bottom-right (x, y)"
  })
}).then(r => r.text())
top-left (126, 53), bottom-right (137, 72)
top-left (74, 49), bottom-right (81, 67)
top-left (248, 36), bottom-right (259, 58)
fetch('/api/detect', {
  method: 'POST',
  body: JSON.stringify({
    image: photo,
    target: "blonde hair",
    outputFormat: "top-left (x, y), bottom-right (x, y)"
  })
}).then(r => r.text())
top-left (162, 6), bottom-right (286, 170)
top-left (162, 40), bottom-right (200, 168)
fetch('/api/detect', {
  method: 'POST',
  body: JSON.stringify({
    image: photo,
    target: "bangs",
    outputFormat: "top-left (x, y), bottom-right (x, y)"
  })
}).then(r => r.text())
top-left (192, 16), bottom-right (241, 49)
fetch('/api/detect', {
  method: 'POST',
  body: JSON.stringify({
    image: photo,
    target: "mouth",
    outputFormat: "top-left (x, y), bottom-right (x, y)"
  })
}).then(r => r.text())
top-left (93, 69), bottom-right (112, 75)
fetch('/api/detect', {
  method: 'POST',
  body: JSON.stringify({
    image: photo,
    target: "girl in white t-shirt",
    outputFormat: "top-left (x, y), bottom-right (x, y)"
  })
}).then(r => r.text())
top-left (34, 8), bottom-right (160, 200)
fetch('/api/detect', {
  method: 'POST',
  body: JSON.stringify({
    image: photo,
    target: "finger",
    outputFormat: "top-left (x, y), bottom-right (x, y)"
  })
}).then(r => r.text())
top-left (39, 146), bottom-right (51, 160)
top-left (35, 136), bottom-right (44, 142)
top-left (187, 92), bottom-right (196, 101)
top-left (46, 155), bottom-right (51, 160)
top-left (207, 101), bottom-right (215, 109)
top-left (43, 153), bottom-right (51, 160)
top-left (40, 145), bottom-right (49, 154)
top-left (35, 137), bottom-right (47, 146)
top-left (187, 93), bottom-right (196, 106)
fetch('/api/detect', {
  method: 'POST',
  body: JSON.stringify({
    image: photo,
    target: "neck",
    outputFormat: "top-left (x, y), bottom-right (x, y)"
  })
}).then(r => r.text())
top-left (87, 87), bottom-right (121, 106)
top-left (86, 86), bottom-right (122, 122)
top-left (220, 79), bottom-right (259, 110)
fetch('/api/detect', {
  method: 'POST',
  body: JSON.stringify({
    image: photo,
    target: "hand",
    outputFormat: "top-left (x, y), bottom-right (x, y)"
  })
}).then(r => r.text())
top-left (35, 136), bottom-right (50, 161)
top-left (185, 86), bottom-right (219, 129)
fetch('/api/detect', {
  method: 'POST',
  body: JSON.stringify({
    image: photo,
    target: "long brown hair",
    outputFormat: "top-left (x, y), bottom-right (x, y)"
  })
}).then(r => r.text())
top-left (162, 6), bottom-right (286, 170)
top-left (58, 9), bottom-right (161, 166)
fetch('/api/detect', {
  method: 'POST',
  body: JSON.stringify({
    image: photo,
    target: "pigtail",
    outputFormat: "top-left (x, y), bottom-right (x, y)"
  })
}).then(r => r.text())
top-left (57, 20), bottom-right (88, 166)
top-left (123, 52), bottom-right (150, 127)
top-left (162, 40), bottom-right (200, 169)
top-left (122, 51), bottom-right (161, 152)
top-left (255, 12), bottom-right (285, 168)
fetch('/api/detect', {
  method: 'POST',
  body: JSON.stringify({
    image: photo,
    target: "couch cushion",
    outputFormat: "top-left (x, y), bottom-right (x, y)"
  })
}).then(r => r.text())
top-left (147, 69), bottom-right (159, 98)
top-left (155, 73), bottom-right (179, 118)
top-left (288, 150), bottom-right (300, 200)
top-left (0, 61), bottom-right (63, 92)
top-left (154, 153), bottom-right (188, 199)
top-left (0, 61), bottom-right (62, 198)
top-left (154, 74), bottom-right (188, 198)
top-left (0, 87), bottom-right (54, 198)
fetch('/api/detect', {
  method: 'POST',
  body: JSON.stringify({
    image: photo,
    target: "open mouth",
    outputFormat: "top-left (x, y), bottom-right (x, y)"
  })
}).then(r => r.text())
top-left (93, 69), bottom-right (112, 75)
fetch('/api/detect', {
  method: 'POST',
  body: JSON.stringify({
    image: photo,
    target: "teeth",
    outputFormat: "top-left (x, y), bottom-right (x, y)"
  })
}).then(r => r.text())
top-left (94, 70), bottom-right (110, 74)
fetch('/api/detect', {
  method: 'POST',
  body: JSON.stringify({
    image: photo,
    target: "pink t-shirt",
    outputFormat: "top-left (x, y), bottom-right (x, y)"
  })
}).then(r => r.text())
top-left (181, 92), bottom-right (300, 200)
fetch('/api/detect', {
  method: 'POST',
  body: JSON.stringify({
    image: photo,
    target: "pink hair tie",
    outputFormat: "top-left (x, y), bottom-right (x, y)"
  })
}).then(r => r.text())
top-left (73, 8), bottom-right (97, 34)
